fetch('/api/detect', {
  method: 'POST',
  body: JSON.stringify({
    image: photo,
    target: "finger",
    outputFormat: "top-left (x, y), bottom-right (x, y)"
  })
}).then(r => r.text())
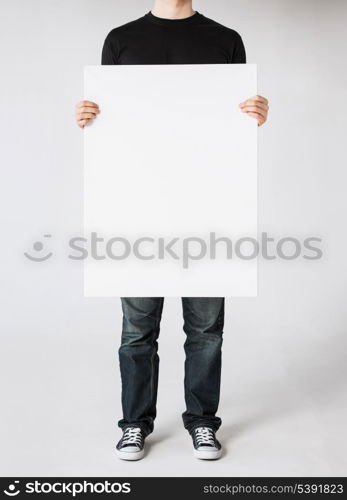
top-left (76, 107), bottom-right (99, 116)
top-left (76, 100), bottom-right (99, 109)
top-left (239, 94), bottom-right (268, 106)
top-left (77, 119), bottom-right (88, 128)
top-left (240, 100), bottom-right (269, 111)
top-left (76, 112), bottom-right (97, 120)
top-left (77, 115), bottom-right (94, 125)
top-left (241, 105), bottom-right (267, 116)
top-left (76, 106), bottom-right (100, 114)
top-left (252, 95), bottom-right (268, 104)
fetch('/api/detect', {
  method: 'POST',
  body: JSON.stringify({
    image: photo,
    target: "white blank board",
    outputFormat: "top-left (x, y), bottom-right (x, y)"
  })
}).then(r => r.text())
top-left (84, 65), bottom-right (257, 297)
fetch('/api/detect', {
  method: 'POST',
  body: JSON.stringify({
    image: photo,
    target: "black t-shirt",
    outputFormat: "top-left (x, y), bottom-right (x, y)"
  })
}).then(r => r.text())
top-left (101, 11), bottom-right (246, 65)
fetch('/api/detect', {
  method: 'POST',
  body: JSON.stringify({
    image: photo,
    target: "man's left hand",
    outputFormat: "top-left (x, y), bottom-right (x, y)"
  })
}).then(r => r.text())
top-left (239, 95), bottom-right (269, 126)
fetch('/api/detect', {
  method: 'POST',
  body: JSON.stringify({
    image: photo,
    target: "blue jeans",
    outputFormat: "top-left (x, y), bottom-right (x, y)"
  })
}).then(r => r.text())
top-left (118, 297), bottom-right (224, 436)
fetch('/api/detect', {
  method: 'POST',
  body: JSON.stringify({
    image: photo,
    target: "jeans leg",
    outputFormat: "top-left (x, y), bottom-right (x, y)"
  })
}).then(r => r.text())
top-left (181, 297), bottom-right (225, 433)
top-left (118, 297), bottom-right (164, 436)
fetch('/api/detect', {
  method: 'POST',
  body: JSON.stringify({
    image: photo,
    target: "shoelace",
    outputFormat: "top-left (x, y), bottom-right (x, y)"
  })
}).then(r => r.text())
top-left (122, 427), bottom-right (143, 446)
top-left (194, 427), bottom-right (215, 446)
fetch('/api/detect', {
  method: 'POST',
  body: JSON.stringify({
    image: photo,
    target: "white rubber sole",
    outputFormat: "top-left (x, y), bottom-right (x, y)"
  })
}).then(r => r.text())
top-left (194, 448), bottom-right (222, 460)
top-left (116, 448), bottom-right (145, 461)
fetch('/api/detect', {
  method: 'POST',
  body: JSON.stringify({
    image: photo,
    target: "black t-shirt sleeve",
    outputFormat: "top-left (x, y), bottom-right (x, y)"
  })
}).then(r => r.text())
top-left (101, 34), bottom-right (118, 65)
top-left (232, 33), bottom-right (246, 63)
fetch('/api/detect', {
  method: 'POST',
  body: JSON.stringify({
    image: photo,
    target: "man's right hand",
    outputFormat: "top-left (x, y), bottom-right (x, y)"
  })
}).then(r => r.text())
top-left (75, 100), bottom-right (100, 128)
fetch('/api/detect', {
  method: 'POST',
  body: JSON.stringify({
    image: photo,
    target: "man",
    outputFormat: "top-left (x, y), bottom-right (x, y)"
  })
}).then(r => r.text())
top-left (75, 0), bottom-right (269, 461)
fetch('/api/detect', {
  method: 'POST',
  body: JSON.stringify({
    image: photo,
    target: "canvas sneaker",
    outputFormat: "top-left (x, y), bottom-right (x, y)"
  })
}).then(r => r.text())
top-left (116, 426), bottom-right (145, 461)
top-left (191, 426), bottom-right (222, 460)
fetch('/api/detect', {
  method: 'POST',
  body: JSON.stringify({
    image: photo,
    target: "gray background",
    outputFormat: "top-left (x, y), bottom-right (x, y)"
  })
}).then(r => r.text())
top-left (1, 0), bottom-right (347, 476)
